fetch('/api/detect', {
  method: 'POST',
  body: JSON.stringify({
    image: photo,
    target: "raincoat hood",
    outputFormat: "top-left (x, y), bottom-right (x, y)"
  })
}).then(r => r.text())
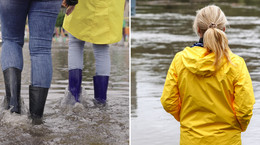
top-left (181, 46), bottom-right (226, 77)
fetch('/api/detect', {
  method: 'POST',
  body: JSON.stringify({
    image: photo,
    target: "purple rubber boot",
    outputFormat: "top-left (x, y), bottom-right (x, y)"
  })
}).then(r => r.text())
top-left (93, 75), bottom-right (109, 104)
top-left (69, 69), bottom-right (82, 102)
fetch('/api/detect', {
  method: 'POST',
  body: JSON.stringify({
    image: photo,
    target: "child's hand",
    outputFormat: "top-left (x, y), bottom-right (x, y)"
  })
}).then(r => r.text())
top-left (62, 0), bottom-right (68, 7)
top-left (66, 6), bottom-right (75, 16)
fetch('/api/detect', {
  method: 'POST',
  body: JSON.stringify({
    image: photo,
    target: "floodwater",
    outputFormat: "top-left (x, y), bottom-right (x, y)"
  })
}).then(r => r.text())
top-left (0, 41), bottom-right (129, 144)
top-left (131, 1), bottom-right (260, 145)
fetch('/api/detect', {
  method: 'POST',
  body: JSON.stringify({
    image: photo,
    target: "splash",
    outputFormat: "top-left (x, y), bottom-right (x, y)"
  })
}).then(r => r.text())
top-left (60, 86), bottom-right (92, 109)
top-left (0, 96), bottom-right (30, 127)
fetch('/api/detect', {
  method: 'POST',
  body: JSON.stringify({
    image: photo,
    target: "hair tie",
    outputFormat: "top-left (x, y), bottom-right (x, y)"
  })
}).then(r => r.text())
top-left (209, 23), bottom-right (217, 28)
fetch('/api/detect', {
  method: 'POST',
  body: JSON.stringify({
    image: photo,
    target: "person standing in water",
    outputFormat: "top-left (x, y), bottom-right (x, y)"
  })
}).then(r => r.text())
top-left (63, 0), bottom-right (125, 104)
top-left (0, 0), bottom-right (62, 124)
top-left (161, 5), bottom-right (255, 144)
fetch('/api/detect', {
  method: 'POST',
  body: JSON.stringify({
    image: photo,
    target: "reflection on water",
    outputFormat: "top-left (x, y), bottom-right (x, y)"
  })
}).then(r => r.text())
top-left (0, 42), bottom-right (129, 144)
top-left (131, 1), bottom-right (260, 145)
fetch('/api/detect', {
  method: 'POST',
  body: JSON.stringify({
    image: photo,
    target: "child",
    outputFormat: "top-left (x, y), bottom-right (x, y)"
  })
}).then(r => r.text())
top-left (161, 5), bottom-right (255, 145)
top-left (63, 0), bottom-right (125, 104)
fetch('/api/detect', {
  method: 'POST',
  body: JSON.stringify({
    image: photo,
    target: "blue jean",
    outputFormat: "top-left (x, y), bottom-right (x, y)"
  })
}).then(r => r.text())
top-left (68, 34), bottom-right (111, 76)
top-left (0, 0), bottom-right (62, 88)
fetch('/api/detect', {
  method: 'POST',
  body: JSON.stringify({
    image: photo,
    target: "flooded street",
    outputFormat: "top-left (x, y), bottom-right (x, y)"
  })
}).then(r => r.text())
top-left (131, 1), bottom-right (260, 145)
top-left (0, 42), bottom-right (129, 144)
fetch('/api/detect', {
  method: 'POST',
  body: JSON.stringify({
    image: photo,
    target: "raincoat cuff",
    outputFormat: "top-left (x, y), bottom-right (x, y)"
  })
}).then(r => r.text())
top-left (66, 0), bottom-right (78, 6)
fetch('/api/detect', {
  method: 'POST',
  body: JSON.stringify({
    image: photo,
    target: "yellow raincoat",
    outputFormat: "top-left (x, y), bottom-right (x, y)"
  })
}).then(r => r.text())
top-left (63, 0), bottom-right (125, 44)
top-left (161, 46), bottom-right (255, 145)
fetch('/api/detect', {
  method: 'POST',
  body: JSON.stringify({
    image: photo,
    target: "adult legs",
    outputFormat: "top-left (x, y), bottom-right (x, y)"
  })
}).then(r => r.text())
top-left (28, 0), bottom-right (61, 123)
top-left (0, 0), bottom-right (30, 113)
top-left (28, 0), bottom-right (61, 88)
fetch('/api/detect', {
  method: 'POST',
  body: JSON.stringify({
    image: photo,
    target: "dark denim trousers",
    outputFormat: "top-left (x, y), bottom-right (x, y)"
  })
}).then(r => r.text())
top-left (0, 0), bottom-right (62, 88)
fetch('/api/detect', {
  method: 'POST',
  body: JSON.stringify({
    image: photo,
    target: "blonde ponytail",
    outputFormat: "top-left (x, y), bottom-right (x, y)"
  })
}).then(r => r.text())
top-left (193, 5), bottom-right (232, 68)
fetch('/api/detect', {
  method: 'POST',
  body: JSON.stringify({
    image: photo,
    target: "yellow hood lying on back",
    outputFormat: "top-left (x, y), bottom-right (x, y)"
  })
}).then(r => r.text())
top-left (181, 46), bottom-right (227, 77)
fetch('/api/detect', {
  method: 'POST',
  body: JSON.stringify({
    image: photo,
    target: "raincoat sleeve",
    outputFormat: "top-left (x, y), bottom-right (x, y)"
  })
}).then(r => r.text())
top-left (234, 58), bottom-right (255, 132)
top-left (161, 54), bottom-right (181, 121)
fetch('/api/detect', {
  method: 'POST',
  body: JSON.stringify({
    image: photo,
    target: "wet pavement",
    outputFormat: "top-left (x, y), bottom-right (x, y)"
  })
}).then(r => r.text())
top-left (0, 41), bottom-right (129, 145)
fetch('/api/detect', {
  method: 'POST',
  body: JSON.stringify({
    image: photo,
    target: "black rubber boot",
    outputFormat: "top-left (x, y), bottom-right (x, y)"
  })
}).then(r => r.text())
top-left (29, 85), bottom-right (48, 125)
top-left (3, 67), bottom-right (21, 114)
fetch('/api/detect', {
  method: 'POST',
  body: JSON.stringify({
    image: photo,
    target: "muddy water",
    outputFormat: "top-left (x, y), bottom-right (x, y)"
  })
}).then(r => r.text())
top-left (131, 1), bottom-right (260, 145)
top-left (0, 42), bottom-right (129, 144)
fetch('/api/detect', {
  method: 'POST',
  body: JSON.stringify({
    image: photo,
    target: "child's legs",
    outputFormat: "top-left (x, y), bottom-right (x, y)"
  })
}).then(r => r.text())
top-left (0, 0), bottom-right (30, 71)
top-left (68, 34), bottom-right (85, 70)
top-left (28, 0), bottom-right (61, 88)
top-left (68, 34), bottom-right (84, 101)
top-left (93, 44), bottom-right (110, 76)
